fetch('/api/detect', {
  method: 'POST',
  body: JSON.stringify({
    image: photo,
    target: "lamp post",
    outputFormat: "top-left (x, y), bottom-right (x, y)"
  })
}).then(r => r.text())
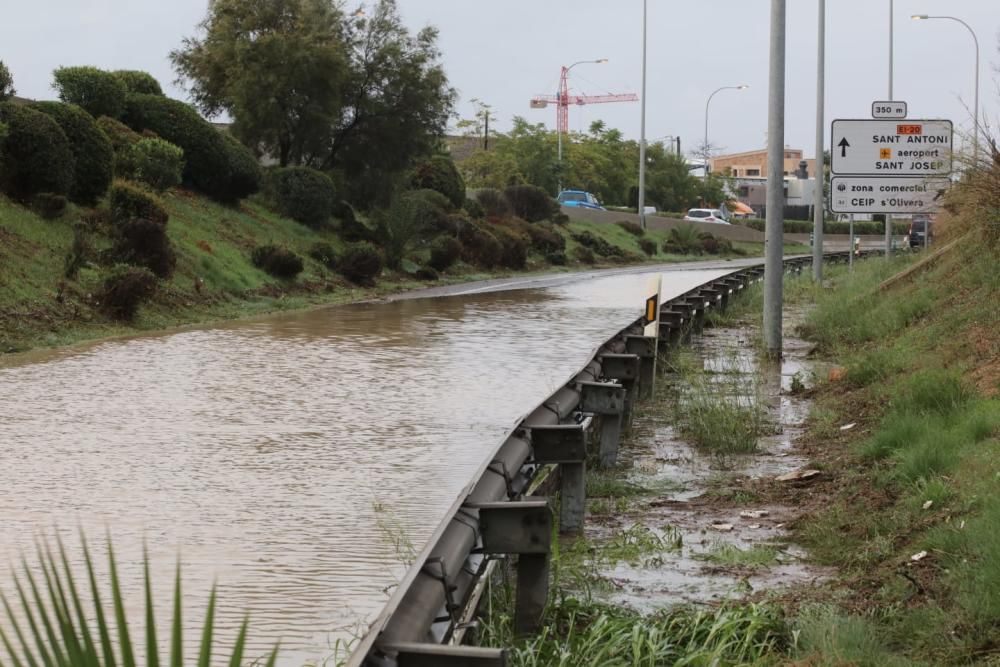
top-left (557, 58), bottom-right (608, 192)
top-left (812, 0), bottom-right (826, 282)
top-left (703, 85), bottom-right (749, 173)
top-left (638, 0), bottom-right (648, 228)
top-left (911, 14), bottom-right (980, 162)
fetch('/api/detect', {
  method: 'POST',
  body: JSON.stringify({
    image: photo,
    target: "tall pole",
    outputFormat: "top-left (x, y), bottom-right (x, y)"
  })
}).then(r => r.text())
top-left (849, 214), bottom-right (855, 270)
top-left (812, 0), bottom-right (825, 282)
top-left (885, 0), bottom-right (894, 258)
top-left (763, 0), bottom-right (786, 356)
top-left (638, 0), bottom-right (648, 229)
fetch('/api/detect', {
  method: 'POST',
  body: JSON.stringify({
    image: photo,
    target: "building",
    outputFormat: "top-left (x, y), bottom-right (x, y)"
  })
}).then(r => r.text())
top-left (709, 147), bottom-right (816, 179)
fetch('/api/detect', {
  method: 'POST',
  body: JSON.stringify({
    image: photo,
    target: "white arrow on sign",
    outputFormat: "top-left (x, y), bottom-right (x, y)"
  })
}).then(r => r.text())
top-left (831, 119), bottom-right (953, 176)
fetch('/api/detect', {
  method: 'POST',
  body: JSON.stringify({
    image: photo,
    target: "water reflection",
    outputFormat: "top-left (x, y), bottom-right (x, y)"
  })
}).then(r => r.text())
top-left (0, 269), bottom-right (726, 664)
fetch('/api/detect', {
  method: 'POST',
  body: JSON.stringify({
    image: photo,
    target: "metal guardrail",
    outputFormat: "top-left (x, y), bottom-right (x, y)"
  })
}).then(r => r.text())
top-left (350, 252), bottom-right (867, 666)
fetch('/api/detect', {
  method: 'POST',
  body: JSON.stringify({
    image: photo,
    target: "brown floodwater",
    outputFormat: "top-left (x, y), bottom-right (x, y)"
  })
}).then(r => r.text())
top-left (0, 268), bottom-right (728, 665)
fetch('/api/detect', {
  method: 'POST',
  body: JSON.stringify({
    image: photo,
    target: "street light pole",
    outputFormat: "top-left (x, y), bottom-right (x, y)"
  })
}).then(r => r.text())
top-left (812, 0), bottom-right (825, 282)
top-left (886, 0), bottom-right (894, 259)
top-left (763, 0), bottom-right (786, 356)
top-left (638, 0), bottom-right (649, 229)
top-left (703, 85), bottom-right (749, 173)
top-left (557, 58), bottom-right (608, 193)
top-left (912, 15), bottom-right (980, 163)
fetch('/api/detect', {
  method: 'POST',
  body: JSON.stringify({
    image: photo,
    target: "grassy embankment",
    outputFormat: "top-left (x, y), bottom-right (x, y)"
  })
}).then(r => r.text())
top-left (0, 191), bottom-right (804, 355)
top-left (476, 174), bottom-right (999, 664)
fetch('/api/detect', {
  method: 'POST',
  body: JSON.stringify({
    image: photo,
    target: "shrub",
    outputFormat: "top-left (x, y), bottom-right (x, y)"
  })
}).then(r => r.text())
top-left (97, 115), bottom-right (142, 152)
top-left (476, 188), bottom-right (511, 218)
top-left (108, 180), bottom-right (168, 225)
top-left (410, 154), bottom-right (465, 208)
top-left (113, 70), bottom-right (163, 96)
top-left (0, 61), bottom-right (14, 100)
top-left (573, 246), bottom-right (596, 264)
top-left (52, 66), bottom-right (127, 119)
top-left (403, 188), bottom-right (453, 234)
top-left (220, 132), bottom-right (261, 202)
top-left (551, 211), bottom-right (570, 225)
top-left (638, 237), bottom-right (657, 256)
top-left (0, 103), bottom-right (74, 200)
top-left (109, 218), bottom-right (177, 279)
top-left (125, 137), bottom-right (184, 191)
top-left (572, 230), bottom-right (623, 257)
top-left (32, 101), bottom-right (114, 204)
top-left (32, 192), bottom-right (68, 219)
top-left (415, 266), bottom-right (439, 281)
top-left (428, 236), bottom-right (462, 271)
top-left (523, 221), bottom-right (565, 254)
top-left (308, 242), bottom-right (338, 270)
top-left (463, 197), bottom-right (485, 220)
top-left (458, 221), bottom-right (502, 268)
top-left (617, 220), bottom-right (645, 237)
top-left (251, 244), bottom-right (304, 279)
top-left (492, 225), bottom-right (528, 269)
top-left (335, 209), bottom-right (374, 248)
top-left (662, 224), bottom-right (702, 255)
top-left (64, 221), bottom-right (95, 278)
top-left (122, 94), bottom-right (233, 201)
top-left (100, 264), bottom-right (158, 320)
top-left (269, 166), bottom-right (336, 227)
top-left (546, 250), bottom-right (567, 265)
top-left (504, 184), bottom-right (557, 222)
top-left (337, 242), bottom-right (384, 285)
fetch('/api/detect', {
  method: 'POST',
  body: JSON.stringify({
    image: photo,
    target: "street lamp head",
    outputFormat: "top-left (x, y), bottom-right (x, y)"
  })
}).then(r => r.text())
top-left (595, 58), bottom-right (609, 64)
top-left (738, 85), bottom-right (750, 90)
top-left (911, 14), bottom-right (929, 20)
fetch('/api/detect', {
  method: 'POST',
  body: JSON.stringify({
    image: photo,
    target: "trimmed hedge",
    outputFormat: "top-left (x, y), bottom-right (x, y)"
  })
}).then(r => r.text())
top-left (32, 192), bottom-right (68, 219)
top-left (32, 101), bottom-right (114, 204)
top-left (108, 180), bottom-right (168, 225)
top-left (410, 154), bottom-right (465, 208)
top-left (100, 264), bottom-right (158, 320)
top-left (122, 94), bottom-right (234, 201)
top-left (428, 235), bottom-right (461, 271)
top-left (738, 217), bottom-right (909, 236)
top-left (638, 237), bottom-right (657, 256)
top-left (458, 221), bottom-right (502, 268)
top-left (52, 66), bottom-right (127, 119)
top-left (220, 132), bottom-right (261, 202)
top-left (504, 184), bottom-right (557, 222)
top-left (463, 197), bottom-right (485, 220)
top-left (475, 188), bottom-right (511, 218)
top-left (0, 103), bottom-right (74, 200)
top-left (268, 166), bottom-right (336, 227)
top-left (113, 70), bottom-right (163, 96)
top-left (110, 218), bottom-right (177, 278)
top-left (251, 245), bottom-right (304, 279)
top-left (492, 225), bottom-right (528, 269)
top-left (337, 242), bottom-right (384, 285)
top-left (127, 137), bottom-right (184, 191)
top-left (97, 115), bottom-right (142, 153)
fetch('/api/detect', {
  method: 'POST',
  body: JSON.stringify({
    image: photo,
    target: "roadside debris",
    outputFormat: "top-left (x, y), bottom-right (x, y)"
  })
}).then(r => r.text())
top-left (775, 469), bottom-right (821, 483)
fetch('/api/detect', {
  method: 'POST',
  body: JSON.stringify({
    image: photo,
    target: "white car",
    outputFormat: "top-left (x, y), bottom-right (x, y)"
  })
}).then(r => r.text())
top-left (683, 208), bottom-right (730, 224)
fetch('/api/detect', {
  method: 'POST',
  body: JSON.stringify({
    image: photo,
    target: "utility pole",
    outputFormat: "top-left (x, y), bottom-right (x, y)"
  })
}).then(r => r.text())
top-left (885, 0), bottom-right (894, 259)
top-left (812, 0), bottom-right (825, 281)
top-left (484, 110), bottom-right (490, 151)
top-left (763, 0), bottom-right (786, 355)
top-left (638, 0), bottom-right (649, 228)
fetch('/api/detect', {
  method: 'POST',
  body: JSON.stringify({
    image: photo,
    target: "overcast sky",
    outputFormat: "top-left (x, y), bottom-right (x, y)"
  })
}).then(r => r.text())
top-left (2, 1), bottom-right (996, 159)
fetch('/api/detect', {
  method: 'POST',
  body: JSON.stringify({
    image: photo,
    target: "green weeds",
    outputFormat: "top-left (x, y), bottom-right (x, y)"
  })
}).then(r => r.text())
top-left (701, 543), bottom-right (782, 568)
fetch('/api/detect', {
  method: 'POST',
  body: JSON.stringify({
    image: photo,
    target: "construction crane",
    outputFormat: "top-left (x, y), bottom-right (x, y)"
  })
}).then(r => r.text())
top-left (531, 62), bottom-right (638, 191)
top-left (530, 63), bottom-right (639, 137)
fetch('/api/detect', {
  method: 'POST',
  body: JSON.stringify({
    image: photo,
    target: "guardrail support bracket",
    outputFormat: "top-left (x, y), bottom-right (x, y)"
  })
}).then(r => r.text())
top-left (530, 424), bottom-right (588, 533)
top-left (624, 335), bottom-right (657, 399)
top-left (384, 643), bottom-right (508, 667)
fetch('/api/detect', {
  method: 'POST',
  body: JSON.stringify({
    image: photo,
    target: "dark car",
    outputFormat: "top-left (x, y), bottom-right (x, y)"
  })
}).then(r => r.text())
top-left (909, 214), bottom-right (934, 248)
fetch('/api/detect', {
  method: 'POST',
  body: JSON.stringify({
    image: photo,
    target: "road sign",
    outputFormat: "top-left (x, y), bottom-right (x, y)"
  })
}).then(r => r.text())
top-left (871, 101), bottom-right (907, 119)
top-left (830, 176), bottom-right (951, 214)
top-left (642, 275), bottom-right (661, 339)
top-left (831, 119), bottom-right (952, 176)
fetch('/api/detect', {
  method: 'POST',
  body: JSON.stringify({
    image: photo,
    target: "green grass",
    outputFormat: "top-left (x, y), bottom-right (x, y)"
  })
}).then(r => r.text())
top-left (678, 371), bottom-right (768, 455)
top-left (700, 542), bottom-right (782, 568)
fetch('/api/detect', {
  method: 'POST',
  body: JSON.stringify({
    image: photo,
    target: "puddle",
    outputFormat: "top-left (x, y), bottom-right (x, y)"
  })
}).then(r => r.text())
top-left (578, 306), bottom-right (833, 610)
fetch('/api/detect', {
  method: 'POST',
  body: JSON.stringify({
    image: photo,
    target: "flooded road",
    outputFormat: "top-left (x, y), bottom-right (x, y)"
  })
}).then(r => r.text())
top-left (0, 267), bottom-right (728, 665)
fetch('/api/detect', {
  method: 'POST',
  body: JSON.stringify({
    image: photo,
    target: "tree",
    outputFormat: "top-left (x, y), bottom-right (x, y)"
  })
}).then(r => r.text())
top-left (172, 0), bottom-right (349, 168)
top-left (315, 0), bottom-right (455, 206)
top-left (0, 61), bottom-right (14, 100)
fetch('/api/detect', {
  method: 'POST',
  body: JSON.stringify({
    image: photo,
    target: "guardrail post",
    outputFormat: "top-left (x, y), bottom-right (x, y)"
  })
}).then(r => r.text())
top-left (624, 335), bottom-right (657, 399)
top-left (473, 500), bottom-right (552, 636)
top-left (386, 644), bottom-right (508, 667)
top-left (659, 311), bottom-right (686, 347)
top-left (598, 353), bottom-right (641, 424)
top-left (580, 381), bottom-right (626, 467)
top-left (529, 423), bottom-right (589, 533)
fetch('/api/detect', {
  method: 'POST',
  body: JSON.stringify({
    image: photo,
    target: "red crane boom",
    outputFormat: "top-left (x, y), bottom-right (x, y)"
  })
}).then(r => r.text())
top-left (531, 65), bottom-right (638, 135)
